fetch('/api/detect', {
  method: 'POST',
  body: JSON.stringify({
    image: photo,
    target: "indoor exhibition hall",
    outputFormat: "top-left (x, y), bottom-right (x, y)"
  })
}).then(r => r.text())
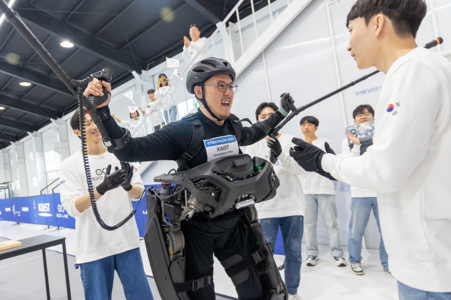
top-left (0, 0), bottom-right (450, 299)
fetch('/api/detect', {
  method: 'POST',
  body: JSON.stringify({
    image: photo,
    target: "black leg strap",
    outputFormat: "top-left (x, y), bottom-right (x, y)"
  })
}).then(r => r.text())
top-left (173, 274), bottom-right (213, 293)
top-left (224, 244), bottom-right (273, 278)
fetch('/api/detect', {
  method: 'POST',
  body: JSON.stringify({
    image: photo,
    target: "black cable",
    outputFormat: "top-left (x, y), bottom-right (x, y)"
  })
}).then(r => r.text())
top-left (150, 187), bottom-right (186, 200)
top-left (74, 80), bottom-right (140, 231)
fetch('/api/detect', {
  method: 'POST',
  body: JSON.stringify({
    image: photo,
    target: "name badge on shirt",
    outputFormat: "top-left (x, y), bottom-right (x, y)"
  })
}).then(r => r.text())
top-left (203, 135), bottom-right (239, 161)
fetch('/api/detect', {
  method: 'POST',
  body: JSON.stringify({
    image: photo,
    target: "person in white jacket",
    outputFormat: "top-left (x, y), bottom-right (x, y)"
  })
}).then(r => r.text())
top-left (155, 73), bottom-right (177, 124)
top-left (290, 0), bottom-right (451, 298)
top-left (246, 102), bottom-right (305, 300)
top-left (111, 109), bottom-right (146, 137)
top-left (59, 109), bottom-right (153, 299)
top-left (142, 89), bottom-right (164, 132)
top-left (341, 105), bottom-right (389, 276)
top-left (182, 24), bottom-right (207, 66)
top-left (299, 116), bottom-right (346, 268)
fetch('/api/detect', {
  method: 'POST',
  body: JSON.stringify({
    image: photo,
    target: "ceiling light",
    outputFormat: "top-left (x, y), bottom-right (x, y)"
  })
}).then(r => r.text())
top-left (0, 106), bottom-right (5, 110)
top-left (0, 0), bottom-right (16, 27)
top-left (20, 81), bottom-right (31, 87)
top-left (60, 40), bottom-right (74, 48)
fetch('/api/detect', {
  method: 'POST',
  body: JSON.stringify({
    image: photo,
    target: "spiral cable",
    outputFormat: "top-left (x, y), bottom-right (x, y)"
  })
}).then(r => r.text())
top-left (74, 80), bottom-right (139, 231)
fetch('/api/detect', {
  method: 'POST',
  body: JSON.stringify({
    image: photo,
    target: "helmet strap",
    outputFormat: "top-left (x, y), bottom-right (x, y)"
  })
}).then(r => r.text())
top-left (197, 84), bottom-right (224, 122)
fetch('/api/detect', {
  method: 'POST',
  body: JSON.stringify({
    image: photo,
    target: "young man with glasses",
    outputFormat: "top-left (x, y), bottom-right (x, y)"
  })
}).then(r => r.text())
top-left (183, 24), bottom-right (207, 66)
top-left (83, 57), bottom-right (297, 299)
top-left (290, 0), bottom-right (451, 294)
top-left (342, 105), bottom-right (389, 276)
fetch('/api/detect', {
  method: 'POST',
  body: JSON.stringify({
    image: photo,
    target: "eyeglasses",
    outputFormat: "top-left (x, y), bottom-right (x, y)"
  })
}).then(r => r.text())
top-left (204, 82), bottom-right (238, 93)
top-left (356, 113), bottom-right (372, 119)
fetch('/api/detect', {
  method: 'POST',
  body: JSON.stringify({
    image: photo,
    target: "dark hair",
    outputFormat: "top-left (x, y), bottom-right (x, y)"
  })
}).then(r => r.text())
top-left (346, 0), bottom-right (427, 39)
top-left (300, 116), bottom-right (319, 127)
top-left (158, 73), bottom-right (168, 88)
top-left (147, 89), bottom-right (155, 94)
top-left (353, 104), bottom-right (375, 119)
top-left (190, 24), bottom-right (200, 30)
top-left (255, 102), bottom-right (278, 121)
top-left (129, 110), bottom-right (139, 119)
top-left (70, 109), bottom-right (81, 131)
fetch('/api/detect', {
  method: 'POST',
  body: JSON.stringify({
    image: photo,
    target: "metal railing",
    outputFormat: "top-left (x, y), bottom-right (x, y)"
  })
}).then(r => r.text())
top-left (40, 178), bottom-right (59, 195)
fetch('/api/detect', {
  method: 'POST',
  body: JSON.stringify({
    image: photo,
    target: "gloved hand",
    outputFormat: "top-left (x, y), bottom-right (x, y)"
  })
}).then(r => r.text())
top-left (313, 142), bottom-right (336, 180)
top-left (290, 138), bottom-right (325, 172)
top-left (120, 162), bottom-right (134, 191)
top-left (324, 142), bottom-right (336, 155)
top-left (96, 164), bottom-right (127, 195)
top-left (267, 137), bottom-right (282, 164)
top-left (290, 138), bottom-right (337, 180)
top-left (278, 93), bottom-right (296, 117)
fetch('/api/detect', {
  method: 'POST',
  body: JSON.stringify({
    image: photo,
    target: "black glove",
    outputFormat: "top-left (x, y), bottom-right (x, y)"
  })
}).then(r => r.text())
top-left (96, 164), bottom-right (127, 195)
top-left (267, 137), bottom-right (282, 164)
top-left (313, 142), bottom-right (336, 180)
top-left (120, 162), bottom-right (134, 191)
top-left (278, 93), bottom-right (296, 117)
top-left (324, 142), bottom-right (335, 155)
top-left (290, 138), bottom-right (325, 172)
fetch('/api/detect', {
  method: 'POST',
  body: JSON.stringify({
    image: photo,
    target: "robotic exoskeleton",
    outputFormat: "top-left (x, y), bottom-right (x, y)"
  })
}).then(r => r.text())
top-left (144, 153), bottom-right (288, 300)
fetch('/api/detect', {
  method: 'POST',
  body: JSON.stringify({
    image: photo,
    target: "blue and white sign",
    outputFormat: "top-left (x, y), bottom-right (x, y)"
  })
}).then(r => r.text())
top-left (203, 135), bottom-right (239, 161)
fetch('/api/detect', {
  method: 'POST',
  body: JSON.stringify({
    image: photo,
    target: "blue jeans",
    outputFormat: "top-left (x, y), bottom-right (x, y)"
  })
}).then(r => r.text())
top-left (164, 106), bottom-right (178, 124)
top-left (398, 281), bottom-right (451, 300)
top-left (78, 248), bottom-right (154, 300)
top-left (259, 216), bottom-right (303, 295)
top-left (348, 197), bottom-right (388, 269)
top-left (304, 194), bottom-right (343, 257)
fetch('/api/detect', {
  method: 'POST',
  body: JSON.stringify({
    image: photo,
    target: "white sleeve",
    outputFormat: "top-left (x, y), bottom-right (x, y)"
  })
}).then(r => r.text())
top-left (322, 61), bottom-right (444, 193)
top-left (154, 90), bottom-right (162, 99)
top-left (59, 160), bottom-right (85, 218)
top-left (182, 46), bottom-right (191, 61)
top-left (121, 120), bottom-right (131, 127)
top-left (341, 138), bottom-right (361, 157)
top-left (245, 143), bottom-right (257, 158)
top-left (130, 165), bottom-right (144, 201)
top-left (189, 38), bottom-right (207, 52)
top-left (278, 150), bottom-right (307, 176)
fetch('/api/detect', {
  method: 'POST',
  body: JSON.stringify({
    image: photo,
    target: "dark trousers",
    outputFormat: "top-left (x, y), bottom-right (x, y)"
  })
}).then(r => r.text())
top-left (182, 211), bottom-right (263, 300)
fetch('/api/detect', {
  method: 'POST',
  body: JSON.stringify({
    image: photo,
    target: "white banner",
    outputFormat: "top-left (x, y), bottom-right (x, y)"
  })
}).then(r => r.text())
top-left (167, 57), bottom-right (179, 68)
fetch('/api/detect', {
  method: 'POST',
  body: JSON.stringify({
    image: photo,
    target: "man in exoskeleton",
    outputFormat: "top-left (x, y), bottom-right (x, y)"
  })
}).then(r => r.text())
top-left (83, 57), bottom-right (297, 300)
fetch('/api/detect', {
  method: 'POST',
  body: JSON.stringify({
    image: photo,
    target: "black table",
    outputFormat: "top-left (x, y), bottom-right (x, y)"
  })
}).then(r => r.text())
top-left (0, 235), bottom-right (71, 300)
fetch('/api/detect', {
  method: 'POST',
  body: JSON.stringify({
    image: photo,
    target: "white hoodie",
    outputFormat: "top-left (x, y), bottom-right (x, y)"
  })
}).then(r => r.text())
top-left (182, 37), bottom-right (207, 66)
top-left (155, 86), bottom-right (176, 111)
top-left (59, 151), bottom-right (144, 264)
top-left (246, 134), bottom-right (306, 219)
top-left (322, 48), bottom-right (451, 292)
top-left (145, 99), bottom-right (164, 127)
top-left (341, 139), bottom-right (376, 198)
top-left (300, 137), bottom-right (335, 195)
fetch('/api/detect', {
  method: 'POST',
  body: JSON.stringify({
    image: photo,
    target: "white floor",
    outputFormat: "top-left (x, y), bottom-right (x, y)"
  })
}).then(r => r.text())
top-left (0, 221), bottom-right (398, 299)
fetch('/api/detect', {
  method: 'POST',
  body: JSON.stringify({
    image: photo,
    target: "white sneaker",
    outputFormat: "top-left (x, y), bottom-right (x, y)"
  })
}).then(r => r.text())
top-left (289, 294), bottom-right (303, 300)
top-left (351, 263), bottom-right (364, 275)
top-left (306, 255), bottom-right (319, 266)
top-left (333, 256), bottom-right (347, 267)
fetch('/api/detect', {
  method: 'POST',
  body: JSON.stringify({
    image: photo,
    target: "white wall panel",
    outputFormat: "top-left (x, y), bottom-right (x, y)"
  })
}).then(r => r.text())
top-left (23, 139), bottom-right (40, 196)
top-left (434, 0), bottom-right (451, 53)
